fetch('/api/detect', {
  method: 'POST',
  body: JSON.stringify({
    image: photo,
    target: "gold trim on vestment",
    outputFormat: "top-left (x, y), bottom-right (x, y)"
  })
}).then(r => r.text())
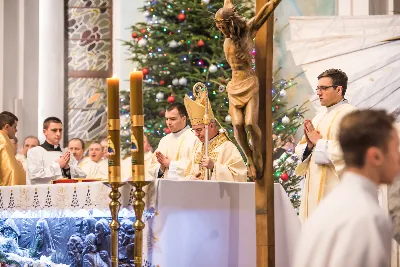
top-left (194, 133), bottom-right (229, 180)
top-left (317, 109), bottom-right (344, 203)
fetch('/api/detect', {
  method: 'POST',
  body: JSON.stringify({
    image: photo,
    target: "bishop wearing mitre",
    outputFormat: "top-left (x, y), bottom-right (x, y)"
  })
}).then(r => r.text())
top-left (183, 89), bottom-right (247, 182)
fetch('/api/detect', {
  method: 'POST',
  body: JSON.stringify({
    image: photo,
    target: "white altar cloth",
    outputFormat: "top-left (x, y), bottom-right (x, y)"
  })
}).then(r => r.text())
top-left (143, 180), bottom-right (300, 267)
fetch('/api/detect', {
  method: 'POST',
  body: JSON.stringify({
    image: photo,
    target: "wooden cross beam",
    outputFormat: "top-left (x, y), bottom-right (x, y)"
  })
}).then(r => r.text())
top-left (255, 0), bottom-right (275, 266)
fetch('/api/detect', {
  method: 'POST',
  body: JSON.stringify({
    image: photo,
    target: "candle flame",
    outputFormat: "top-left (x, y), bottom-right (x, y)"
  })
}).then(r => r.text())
top-left (134, 68), bottom-right (137, 72)
top-left (112, 73), bottom-right (117, 78)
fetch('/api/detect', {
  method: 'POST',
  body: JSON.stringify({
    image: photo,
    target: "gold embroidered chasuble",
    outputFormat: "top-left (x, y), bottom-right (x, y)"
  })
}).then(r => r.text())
top-left (184, 133), bottom-right (247, 182)
top-left (295, 102), bottom-right (356, 222)
top-left (0, 131), bottom-right (26, 185)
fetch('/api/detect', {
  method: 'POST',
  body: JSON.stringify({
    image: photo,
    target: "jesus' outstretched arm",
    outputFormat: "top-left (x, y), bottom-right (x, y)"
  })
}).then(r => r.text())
top-left (248, 0), bottom-right (282, 38)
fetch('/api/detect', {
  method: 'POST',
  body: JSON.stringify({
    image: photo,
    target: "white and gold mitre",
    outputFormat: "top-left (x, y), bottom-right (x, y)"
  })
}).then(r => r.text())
top-left (184, 82), bottom-right (214, 126)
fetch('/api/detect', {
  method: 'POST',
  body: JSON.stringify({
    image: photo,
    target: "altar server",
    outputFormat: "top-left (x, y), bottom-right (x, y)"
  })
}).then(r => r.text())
top-left (27, 117), bottom-right (86, 184)
top-left (183, 94), bottom-right (247, 182)
top-left (294, 110), bottom-right (399, 267)
top-left (148, 102), bottom-right (199, 180)
top-left (294, 69), bottom-right (356, 222)
top-left (0, 112), bottom-right (25, 185)
top-left (121, 134), bottom-right (153, 181)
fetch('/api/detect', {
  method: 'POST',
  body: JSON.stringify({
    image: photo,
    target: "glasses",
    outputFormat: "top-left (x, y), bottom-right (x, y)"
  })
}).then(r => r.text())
top-left (191, 128), bottom-right (204, 134)
top-left (315, 85), bottom-right (338, 92)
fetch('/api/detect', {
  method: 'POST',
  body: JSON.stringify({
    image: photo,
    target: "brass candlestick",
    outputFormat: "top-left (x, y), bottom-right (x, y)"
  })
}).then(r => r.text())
top-left (129, 180), bottom-right (150, 267)
top-left (104, 181), bottom-right (125, 267)
top-left (129, 70), bottom-right (149, 267)
top-left (106, 75), bottom-right (123, 267)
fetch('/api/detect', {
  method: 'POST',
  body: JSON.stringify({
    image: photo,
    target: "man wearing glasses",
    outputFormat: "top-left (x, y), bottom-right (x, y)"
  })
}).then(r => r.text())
top-left (183, 95), bottom-right (247, 182)
top-left (294, 69), bottom-right (356, 222)
top-left (148, 102), bottom-right (199, 180)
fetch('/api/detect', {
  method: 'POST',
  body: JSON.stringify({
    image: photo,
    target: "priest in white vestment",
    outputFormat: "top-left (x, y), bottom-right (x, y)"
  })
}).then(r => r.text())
top-left (388, 123), bottom-right (400, 245)
top-left (295, 69), bottom-right (356, 222)
top-left (121, 134), bottom-right (153, 181)
top-left (86, 142), bottom-right (108, 180)
top-left (294, 110), bottom-right (399, 267)
top-left (68, 138), bottom-right (102, 179)
top-left (27, 117), bottom-right (86, 184)
top-left (148, 102), bottom-right (199, 180)
top-left (15, 136), bottom-right (39, 174)
top-left (183, 94), bottom-right (247, 182)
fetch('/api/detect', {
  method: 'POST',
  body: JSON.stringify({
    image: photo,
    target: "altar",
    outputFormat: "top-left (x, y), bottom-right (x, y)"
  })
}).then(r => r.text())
top-left (142, 180), bottom-right (300, 267)
top-left (0, 181), bottom-right (300, 267)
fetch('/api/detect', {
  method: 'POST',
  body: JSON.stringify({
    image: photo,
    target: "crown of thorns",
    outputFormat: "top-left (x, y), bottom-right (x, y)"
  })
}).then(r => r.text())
top-left (215, 18), bottom-right (233, 23)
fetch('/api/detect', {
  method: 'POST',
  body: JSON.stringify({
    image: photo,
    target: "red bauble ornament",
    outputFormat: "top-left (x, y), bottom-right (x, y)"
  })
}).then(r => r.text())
top-left (167, 95), bottom-right (175, 103)
top-left (164, 128), bottom-right (171, 134)
top-left (142, 68), bottom-right (149, 75)
top-left (131, 32), bottom-right (138, 38)
top-left (178, 13), bottom-right (186, 22)
top-left (197, 39), bottom-right (205, 47)
top-left (159, 110), bottom-right (165, 117)
top-left (141, 29), bottom-right (146, 33)
top-left (159, 80), bottom-right (165, 85)
top-left (280, 172), bottom-right (289, 181)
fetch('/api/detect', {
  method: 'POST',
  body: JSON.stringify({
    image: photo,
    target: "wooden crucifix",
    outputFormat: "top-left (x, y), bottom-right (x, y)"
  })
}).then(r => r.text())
top-left (255, 0), bottom-right (276, 266)
top-left (215, 0), bottom-right (279, 265)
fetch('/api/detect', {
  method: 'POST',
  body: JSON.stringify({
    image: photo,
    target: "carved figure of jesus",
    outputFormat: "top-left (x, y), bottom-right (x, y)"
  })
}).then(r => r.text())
top-left (215, 0), bottom-right (281, 179)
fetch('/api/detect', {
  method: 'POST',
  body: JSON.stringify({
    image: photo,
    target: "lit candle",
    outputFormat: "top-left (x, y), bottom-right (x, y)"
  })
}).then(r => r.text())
top-left (130, 70), bottom-right (145, 182)
top-left (107, 74), bottom-right (121, 183)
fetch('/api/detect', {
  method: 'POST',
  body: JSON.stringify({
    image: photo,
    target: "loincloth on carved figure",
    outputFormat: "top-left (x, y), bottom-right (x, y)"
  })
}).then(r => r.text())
top-left (226, 73), bottom-right (259, 108)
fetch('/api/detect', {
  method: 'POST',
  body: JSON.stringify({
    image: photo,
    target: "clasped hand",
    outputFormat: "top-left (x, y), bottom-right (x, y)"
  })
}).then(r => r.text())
top-left (156, 151), bottom-right (171, 170)
top-left (304, 120), bottom-right (322, 148)
top-left (58, 151), bottom-right (70, 169)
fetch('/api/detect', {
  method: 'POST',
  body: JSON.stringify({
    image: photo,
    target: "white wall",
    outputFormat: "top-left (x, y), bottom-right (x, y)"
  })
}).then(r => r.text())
top-left (0, 0), bottom-right (63, 143)
top-left (0, 0), bottom-right (3, 113)
top-left (337, 0), bottom-right (396, 15)
top-left (37, 0), bottom-right (64, 143)
top-left (113, 0), bottom-right (146, 91)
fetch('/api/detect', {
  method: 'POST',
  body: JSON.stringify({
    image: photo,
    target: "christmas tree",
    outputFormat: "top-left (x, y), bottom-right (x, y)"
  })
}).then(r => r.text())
top-left (270, 71), bottom-right (307, 210)
top-left (121, 0), bottom-right (306, 208)
top-left (121, 0), bottom-right (254, 151)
